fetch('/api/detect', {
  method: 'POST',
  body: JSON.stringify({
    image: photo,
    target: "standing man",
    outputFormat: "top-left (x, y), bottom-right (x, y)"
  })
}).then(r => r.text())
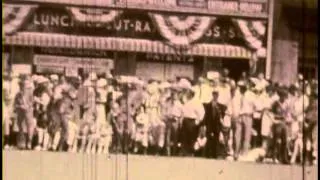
top-left (14, 78), bottom-right (35, 150)
top-left (203, 89), bottom-right (223, 158)
top-left (164, 91), bottom-right (183, 156)
top-left (230, 81), bottom-right (256, 160)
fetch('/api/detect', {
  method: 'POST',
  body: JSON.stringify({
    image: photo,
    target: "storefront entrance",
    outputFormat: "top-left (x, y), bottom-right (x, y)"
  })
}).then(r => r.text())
top-left (221, 58), bottom-right (250, 81)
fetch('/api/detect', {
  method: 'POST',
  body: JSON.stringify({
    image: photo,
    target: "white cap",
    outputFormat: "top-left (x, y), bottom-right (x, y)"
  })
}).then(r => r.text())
top-left (249, 77), bottom-right (259, 85)
top-left (178, 78), bottom-right (192, 90)
top-left (237, 81), bottom-right (246, 86)
top-left (32, 75), bottom-right (39, 82)
top-left (207, 71), bottom-right (220, 80)
top-left (50, 74), bottom-right (59, 81)
top-left (97, 78), bottom-right (108, 88)
top-left (159, 82), bottom-right (171, 89)
top-left (298, 74), bottom-right (303, 80)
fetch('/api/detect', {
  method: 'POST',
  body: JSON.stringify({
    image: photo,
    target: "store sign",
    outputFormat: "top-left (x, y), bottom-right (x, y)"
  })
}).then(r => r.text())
top-left (177, 0), bottom-right (265, 13)
top-left (177, 0), bottom-right (207, 8)
top-left (36, 66), bottom-right (65, 74)
top-left (12, 64), bottom-right (32, 75)
top-left (36, 47), bottom-right (111, 58)
top-left (207, 1), bottom-right (264, 13)
top-left (145, 53), bottom-right (194, 63)
top-left (22, 6), bottom-right (246, 46)
top-left (33, 54), bottom-right (114, 69)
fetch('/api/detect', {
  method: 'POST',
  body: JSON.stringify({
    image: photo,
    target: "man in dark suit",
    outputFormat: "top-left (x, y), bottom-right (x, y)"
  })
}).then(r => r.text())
top-left (203, 89), bottom-right (223, 159)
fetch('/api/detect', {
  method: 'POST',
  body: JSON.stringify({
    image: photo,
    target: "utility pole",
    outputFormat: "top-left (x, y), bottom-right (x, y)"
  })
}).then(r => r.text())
top-left (265, 0), bottom-right (274, 79)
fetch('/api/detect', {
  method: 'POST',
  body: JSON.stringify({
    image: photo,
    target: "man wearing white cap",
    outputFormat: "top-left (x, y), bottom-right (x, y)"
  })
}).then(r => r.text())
top-left (14, 79), bottom-right (35, 149)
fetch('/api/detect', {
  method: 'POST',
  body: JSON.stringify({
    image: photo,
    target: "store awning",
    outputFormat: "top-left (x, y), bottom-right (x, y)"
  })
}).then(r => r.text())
top-left (4, 32), bottom-right (261, 58)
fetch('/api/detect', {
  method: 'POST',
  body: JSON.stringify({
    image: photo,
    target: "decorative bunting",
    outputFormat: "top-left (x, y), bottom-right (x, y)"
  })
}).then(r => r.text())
top-left (149, 13), bottom-right (214, 46)
top-left (233, 19), bottom-right (266, 57)
top-left (67, 7), bottom-right (122, 24)
top-left (3, 4), bottom-right (38, 35)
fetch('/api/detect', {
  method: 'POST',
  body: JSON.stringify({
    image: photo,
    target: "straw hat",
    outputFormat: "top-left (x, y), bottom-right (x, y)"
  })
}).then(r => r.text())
top-left (178, 78), bottom-right (192, 90)
top-left (159, 81), bottom-right (171, 89)
top-left (37, 76), bottom-right (49, 84)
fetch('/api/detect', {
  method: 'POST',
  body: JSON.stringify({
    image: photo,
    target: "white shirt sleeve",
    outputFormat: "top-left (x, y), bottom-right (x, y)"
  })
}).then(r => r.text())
top-left (196, 102), bottom-right (205, 122)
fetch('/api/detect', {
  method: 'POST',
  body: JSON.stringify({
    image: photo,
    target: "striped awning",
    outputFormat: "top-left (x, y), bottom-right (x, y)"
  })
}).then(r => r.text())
top-left (3, 32), bottom-right (259, 58)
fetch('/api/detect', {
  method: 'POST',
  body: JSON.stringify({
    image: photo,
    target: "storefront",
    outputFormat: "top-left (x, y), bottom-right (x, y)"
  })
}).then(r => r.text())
top-left (3, 3), bottom-right (268, 81)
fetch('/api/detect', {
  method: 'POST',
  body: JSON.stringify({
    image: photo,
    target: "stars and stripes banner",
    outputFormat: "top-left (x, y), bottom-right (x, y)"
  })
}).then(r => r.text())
top-left (66, 7), bottom-right (122, 24)
top-left (3, 4), bottom-right (38, 35)
top-left (149, 13), bottom-right (214, 46)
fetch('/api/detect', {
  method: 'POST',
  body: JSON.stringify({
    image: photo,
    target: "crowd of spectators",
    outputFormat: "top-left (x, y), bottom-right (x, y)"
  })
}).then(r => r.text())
top-left (2, 69), bottom-right (318, 165)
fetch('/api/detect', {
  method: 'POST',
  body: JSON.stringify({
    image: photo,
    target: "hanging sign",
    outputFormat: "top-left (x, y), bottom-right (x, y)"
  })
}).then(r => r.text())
top-left (33, 54), bottom-right (114, 69)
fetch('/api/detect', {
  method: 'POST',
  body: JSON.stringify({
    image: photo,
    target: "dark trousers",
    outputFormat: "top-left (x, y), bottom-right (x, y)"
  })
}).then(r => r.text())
top-left (252, 117), bottom-right (262, 148)
top-left (165, 119), bottom-right (180, 156)
top-left (271, 122), bottom-right (289, 163)
top-left (205, 132), bottom-right (220, 158)
top-left (181, 118), bottom-right (198, 156)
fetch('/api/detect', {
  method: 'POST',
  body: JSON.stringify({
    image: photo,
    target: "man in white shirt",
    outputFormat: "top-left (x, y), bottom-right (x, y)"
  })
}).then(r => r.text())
top-left (181, 88), bottom-right (205, 156)
top-left (229, 81), bottom-right (256, 160)
top-left (217, 77), bottom-right (232, 117)
top-left (164, 91), bottom-right (183, 156)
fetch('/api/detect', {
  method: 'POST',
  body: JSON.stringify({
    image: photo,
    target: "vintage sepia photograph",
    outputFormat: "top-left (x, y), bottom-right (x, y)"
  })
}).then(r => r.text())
top-left (2, 0), bottom-right (318, 179)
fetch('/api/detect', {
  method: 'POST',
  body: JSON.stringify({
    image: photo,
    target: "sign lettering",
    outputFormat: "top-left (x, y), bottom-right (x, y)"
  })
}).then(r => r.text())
top-left (22, 6), bottom-right (248, 46)
top-left (32, 11), bottom-right (153, 33)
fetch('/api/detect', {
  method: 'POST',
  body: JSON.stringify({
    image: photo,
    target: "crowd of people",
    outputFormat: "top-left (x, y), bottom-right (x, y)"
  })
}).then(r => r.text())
top-left (2, 69), bottom-right (318, 165)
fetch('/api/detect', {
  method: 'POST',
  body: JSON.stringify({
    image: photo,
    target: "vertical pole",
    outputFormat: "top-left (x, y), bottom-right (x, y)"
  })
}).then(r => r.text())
top-left (265, 0), bottom-right (274, 79)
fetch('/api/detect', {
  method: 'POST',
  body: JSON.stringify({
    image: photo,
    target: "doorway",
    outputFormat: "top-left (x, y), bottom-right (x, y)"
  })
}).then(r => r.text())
top-left (221, 58), bottom-right (250, 81)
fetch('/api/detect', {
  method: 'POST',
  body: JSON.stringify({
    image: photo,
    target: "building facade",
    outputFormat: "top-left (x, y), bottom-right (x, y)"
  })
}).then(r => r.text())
top-left (4, 0), bottom-right (271, 81)
top-left (271, 0), bottom-right (318, 84)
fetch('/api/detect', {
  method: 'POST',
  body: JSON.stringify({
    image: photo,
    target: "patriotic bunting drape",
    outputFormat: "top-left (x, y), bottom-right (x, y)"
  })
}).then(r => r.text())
top-left (233, 19), bottom-right (267, 56)
top-left (67, 7), bottom-right (122, 23)
top-left (149, 13), bottom-right (213, 46)
top-left (3, 4), bottom-right (267, 59)
top-left (3, 4), bottom-right (38, 35)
